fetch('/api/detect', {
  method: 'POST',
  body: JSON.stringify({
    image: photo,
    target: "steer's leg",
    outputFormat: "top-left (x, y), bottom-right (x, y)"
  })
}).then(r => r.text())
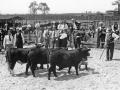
top-left (8, 61), bottom-right (16, 76)
top-left (85, 63), bottom-right (88, 70)
top-left (48, 66), bottom-right (52, 80)
top-left (40, 64), bottom-right (44, 69)
top-left (30, 63), bottom-right (36, 77)
top-left (68, 66), bottom-right (71, 74)
top-left (25, 60), bottom-right (31, 75)
top-left (53, 65), bottom-right (57, 77)
top-left (25, 63), bottom-right (29, 75)
top-left (75, 65), bottom-right (79, 75)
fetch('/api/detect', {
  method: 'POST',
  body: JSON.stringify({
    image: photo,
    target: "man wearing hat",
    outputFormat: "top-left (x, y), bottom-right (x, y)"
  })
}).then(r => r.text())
top-left (96, 22), bottom-right (105, 48)
top-left (105, 25), bottom-right (119, 61)
top-left (43, 26), bottom-right (52, 48)
top-left (71, 18), bottom-right (78, 30)
top-left (14, 27), bottom-right (24, 48)
top-left (3, 30), bottom-right (14, 59)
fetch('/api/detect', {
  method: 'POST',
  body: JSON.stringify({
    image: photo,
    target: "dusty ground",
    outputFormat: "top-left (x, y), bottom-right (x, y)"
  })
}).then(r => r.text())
top-left (0, 48), bottom-right (120, 90)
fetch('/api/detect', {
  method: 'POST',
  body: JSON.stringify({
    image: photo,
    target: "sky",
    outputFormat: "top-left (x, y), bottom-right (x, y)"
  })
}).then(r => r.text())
top-left (0, 0), bottom-right (117, 14)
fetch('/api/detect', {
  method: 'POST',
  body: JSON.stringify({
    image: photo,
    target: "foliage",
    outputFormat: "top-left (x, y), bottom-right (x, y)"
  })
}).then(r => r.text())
top-left (29, 1), bottom-right (50, 15)
top-left (38, 2), bottom-right (50, 15)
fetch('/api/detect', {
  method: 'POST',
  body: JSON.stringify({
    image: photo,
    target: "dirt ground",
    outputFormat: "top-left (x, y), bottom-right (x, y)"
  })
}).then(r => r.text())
top-left (0, 48), bottom-right (120, 90)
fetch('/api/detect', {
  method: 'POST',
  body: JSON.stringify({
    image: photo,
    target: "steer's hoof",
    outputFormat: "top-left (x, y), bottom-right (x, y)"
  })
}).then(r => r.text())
top-left (55, 75), bottom-right (57, 77)
top-left (10, 70), bottom-right (14, 76)
top-left (33, 75), bottom-right (36, 77)
top-left (76, 73), bottom-right (79, 76)
top-left (48, 77), bottom-right (50, 80)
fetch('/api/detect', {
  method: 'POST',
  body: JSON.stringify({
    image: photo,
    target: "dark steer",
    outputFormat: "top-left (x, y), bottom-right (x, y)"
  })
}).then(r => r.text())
top-left (27, 47), bottom-right (49, 77)
top-left (48, 48), bottom-right (90, 80)
top-left (6, 48), bottom-right (30, 75)
top-left (27, 47), bottom-right (63, 77)
top-left (6, 44), bottom-right (44, 75)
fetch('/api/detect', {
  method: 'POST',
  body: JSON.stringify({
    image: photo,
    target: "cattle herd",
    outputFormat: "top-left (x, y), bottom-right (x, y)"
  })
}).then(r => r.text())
top-left (2, 20), bottom-right (119, 81)
top-left (5, 43), bottom-right (90, 80)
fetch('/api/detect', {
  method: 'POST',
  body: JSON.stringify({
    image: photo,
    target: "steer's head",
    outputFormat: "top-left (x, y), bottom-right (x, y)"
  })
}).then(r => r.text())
top-left (78, 47), bottom-right (91, 61)
top-left (6, 49), bottom-right (16, 75)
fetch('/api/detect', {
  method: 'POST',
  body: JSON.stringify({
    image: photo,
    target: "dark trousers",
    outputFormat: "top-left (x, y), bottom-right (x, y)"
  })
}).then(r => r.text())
top-left (16, 44), bottom-right (23, 48)
top-left (100, 35), bottom-right (105, 48)
top-left (106, 43), bottom-right (114, 60)
top-left (59, 38), bottom-right (67, 48)
top-left (74, 38), bottom-right (81, 49)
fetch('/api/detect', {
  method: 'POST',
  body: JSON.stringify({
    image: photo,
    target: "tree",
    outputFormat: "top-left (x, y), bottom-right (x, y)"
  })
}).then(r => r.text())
top-left (112, 0), bottom-right (120, 12)
top-left (29, 1), bottom-right (38, 14)
top-left (38, 2), bottom-right (50, 15)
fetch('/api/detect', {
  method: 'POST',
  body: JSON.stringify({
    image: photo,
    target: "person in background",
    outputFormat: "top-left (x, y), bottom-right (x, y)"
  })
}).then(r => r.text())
top-left (105, 25), bottom-right (119, 61)
top-left (14, 27), bottom-right (24, 48)
top-left (0, 29), bottom-right (2, 51)
top-left (71, 18), bottom-right (78, 31)
top-left (43, 26), bottom-right (52, 48)
top-left (10, 27), bottom-right (17, 37)
top-left (112, 22), bottom-right (119, 35)
top-left (57, 20), bottom-right (68, 31)
top-left (59, 30), bottom-right (68, 48)
top-left (96, 22), bottom-right (105, 48)
top-left (3, 30), bottom-right (14, 56)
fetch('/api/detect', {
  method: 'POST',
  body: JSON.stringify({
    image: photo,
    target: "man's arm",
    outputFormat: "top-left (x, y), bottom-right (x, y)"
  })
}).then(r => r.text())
top-left (13, 34), bottom-right (16, 47)
top-left (104, 33), bottom-right (108, 46)
top-left (112, 33), bottom-right (119, 42)
top-left (21, 33), bottom-right (25, 44)
top-left (3, 35), bottom-right (6, 49)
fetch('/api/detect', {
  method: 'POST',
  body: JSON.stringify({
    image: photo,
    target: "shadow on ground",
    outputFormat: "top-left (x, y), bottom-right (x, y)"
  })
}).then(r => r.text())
top-left (54, 67), bottom-right (99, 81)
top-left (112, 59), bottom-right (120, 61)
top-left (13, 67), bottom-right (99, 81)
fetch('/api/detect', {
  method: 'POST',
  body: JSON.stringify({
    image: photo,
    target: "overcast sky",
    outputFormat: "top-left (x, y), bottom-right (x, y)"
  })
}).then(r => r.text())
top-left (0, 0), bottom-right (116, 14)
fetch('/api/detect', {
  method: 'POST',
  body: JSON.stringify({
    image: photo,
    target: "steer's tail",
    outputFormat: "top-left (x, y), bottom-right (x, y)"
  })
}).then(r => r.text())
top-left (47, 49), bottom-right (50, 70)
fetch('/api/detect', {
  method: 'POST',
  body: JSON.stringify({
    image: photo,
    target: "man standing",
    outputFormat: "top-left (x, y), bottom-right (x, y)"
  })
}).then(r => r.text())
top-left (14, 28), bottom-right (24, 48)
top-left (59, 30), bottom-right (68, 48)
top-left (96, 22), bottom-right (105, 48)
top-left (3, 30), bottom-right (14, 59)
top-left (105, 25), bottom-right (119, 61)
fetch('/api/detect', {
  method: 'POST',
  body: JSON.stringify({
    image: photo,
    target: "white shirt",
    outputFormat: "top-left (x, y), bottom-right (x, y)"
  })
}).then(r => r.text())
top-left (57, 24), bottom-right (68, 30)
top-left (51, 30), bottom-right (60, 39)
top-left (105, 32), bottom-right (119, 45)
top-left (43, 29), bottom-right (52, 39)
top-left (3, 35), bottom-right (14, 48)
top-left (60, 33), bottom-right (67, 39)
top-left (73, 23), bottom-right (77, 30)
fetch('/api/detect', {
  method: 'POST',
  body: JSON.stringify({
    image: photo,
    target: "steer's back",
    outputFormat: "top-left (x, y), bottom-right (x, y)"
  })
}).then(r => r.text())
top-left (50, 49), bottom-right (81, 67)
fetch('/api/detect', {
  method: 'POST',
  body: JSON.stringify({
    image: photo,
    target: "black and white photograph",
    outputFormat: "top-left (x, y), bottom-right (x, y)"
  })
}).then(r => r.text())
top-left (0, 0), bottom-right (120, 90)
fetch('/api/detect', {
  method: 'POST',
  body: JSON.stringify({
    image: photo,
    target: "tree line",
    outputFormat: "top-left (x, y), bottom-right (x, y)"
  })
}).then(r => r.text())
top-left (29, 1), bottom-right (50, 15)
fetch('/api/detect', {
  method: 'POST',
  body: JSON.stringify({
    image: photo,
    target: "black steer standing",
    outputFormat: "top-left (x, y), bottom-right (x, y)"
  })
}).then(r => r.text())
top-left (48, 48), bottom-right (90, 80)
